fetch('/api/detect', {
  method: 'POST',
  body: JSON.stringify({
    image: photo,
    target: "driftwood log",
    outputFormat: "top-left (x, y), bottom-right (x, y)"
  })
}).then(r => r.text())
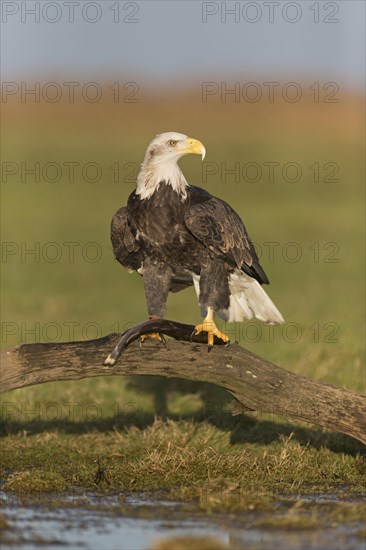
top-left (1, 319), bottom-right (365, 445)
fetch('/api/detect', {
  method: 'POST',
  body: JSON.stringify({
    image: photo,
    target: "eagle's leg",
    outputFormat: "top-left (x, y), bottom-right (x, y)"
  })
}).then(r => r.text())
top-left (191, 260), bottom-right (231, 351)
top-left (140, 261), bottom-right (173, 346)
top-left (191, 307), bottom-right (230, 352)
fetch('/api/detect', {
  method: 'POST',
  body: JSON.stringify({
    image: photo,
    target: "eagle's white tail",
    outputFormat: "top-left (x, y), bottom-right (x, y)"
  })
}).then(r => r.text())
top-left (192, 270), bottom-right (284, 324)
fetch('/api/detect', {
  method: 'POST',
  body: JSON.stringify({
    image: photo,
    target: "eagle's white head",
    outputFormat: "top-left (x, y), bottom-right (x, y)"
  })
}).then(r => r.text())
top-left (136, 132), bottom-right (206, 200)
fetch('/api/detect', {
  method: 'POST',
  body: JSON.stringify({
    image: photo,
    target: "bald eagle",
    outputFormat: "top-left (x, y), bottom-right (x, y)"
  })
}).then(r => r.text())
top-left (106, 132), bottom-right (284, 356)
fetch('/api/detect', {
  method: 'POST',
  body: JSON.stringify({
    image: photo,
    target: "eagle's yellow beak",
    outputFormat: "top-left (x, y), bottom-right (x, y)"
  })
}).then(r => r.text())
top-left (184, 137), bottom-right (206, 160)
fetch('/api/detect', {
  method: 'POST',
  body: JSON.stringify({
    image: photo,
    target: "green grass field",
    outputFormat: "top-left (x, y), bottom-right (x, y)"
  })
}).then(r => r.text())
top-left (1, 91), bottom-right (365, 506)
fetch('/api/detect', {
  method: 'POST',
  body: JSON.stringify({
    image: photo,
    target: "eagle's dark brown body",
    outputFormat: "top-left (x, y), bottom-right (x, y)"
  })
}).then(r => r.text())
top-left (111, 182), bottom-right (268, 319)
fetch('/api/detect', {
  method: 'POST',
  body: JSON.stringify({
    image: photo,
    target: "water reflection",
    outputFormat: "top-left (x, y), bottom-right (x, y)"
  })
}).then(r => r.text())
top-left (1, 492), bottom-right (364, 550)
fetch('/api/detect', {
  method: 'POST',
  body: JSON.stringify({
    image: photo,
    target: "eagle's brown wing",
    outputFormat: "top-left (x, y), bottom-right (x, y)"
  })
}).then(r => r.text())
top-left (184, 197), bottom-right (269, 285)
top-left (111, 206), bottom-right (143, 273)
top-left (111, 206), bottom-right (193, 292)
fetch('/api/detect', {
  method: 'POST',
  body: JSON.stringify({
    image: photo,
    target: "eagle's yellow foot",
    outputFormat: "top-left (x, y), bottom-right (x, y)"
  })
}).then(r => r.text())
top-left (139, 332), bottom-right (166, 348)
top-left (191, 308), bottom-right (230, 352)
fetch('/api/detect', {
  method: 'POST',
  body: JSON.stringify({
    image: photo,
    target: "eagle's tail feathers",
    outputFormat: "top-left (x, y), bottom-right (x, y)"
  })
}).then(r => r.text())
top-left (191, 270), bottom-right (284, 325)
top-left (219, 271), bottom-right (284, 324)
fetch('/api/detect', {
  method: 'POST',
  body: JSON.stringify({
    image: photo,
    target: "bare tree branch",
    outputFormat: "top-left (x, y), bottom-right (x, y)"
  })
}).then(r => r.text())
top-left (1, 320), bottom-right (365, 445)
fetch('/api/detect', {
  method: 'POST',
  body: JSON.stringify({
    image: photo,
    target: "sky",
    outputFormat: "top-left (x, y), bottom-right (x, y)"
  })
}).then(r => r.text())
top-left (1, 0), bottom-right (365, 89)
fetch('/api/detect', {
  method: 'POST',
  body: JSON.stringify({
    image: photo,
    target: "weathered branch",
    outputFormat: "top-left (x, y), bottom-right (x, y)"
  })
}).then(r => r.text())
top-left (1, 320), bottom-right (365, 445)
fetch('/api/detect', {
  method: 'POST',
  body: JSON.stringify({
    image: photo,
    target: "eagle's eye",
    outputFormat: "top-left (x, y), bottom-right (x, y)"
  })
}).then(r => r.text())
top-left (168, 140), bottom-right (178, 147)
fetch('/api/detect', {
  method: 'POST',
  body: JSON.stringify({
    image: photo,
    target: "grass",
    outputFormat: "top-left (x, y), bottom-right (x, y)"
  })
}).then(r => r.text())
top-left (0, 423), bottom-right (339, 493)
top-left (1, 401), bottom-right (365, 496)
top-left (0, 90), bottom-right (365, 520)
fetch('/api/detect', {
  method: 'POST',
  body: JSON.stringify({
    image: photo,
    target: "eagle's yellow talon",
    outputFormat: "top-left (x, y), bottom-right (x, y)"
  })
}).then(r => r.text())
top-left (140, 332), bottom-right (163, 343)
top-left (139, 332), bottom-right (166, 350)
top-left (193, 307), bottom-right (230, 348)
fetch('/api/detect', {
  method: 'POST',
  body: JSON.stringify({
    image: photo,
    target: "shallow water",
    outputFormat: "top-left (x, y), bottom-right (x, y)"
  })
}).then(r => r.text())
top-left (1, 491), bottom-right (365, 550)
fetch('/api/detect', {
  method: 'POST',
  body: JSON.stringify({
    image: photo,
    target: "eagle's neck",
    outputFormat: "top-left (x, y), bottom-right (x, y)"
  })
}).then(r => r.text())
top-left (136, 156), bottom-right (188, 200)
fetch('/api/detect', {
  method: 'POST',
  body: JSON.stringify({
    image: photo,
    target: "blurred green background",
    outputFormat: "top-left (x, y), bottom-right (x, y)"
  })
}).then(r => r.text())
top-left (1, 88), bottom-right (364, 420)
